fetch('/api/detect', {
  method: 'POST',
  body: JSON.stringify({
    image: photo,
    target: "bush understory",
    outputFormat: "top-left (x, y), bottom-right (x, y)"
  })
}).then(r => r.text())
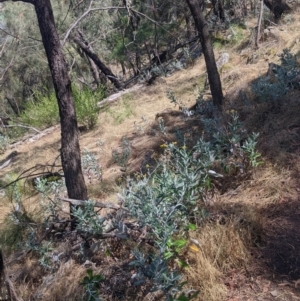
top-left (1, 41), bottom-right (300, 301)
top-left (0, 92), bottom-right (266, 301)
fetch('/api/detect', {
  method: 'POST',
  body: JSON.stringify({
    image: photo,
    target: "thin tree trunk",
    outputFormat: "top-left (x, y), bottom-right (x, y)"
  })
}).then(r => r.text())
top-left (185, 0), bottom-right (223, 108)
top-left (255, 0), bottom-right (264, 49)
top-left (5, 95), bottom-right (20, 115)
top-left (33, 0), bottom-right (88, 228)
top-left (73, 35), bottom-right (122, 89)
top-left (88, 57), bottom-right (102, 87)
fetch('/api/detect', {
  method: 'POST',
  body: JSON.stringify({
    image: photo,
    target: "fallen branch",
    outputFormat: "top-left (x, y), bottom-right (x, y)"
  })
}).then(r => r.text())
top-left (2, 123), bottom-right (41, 133)
top-left (97, 84), bottom-right (144, 108)
top-left (59, 197), bottom-right (127, 211)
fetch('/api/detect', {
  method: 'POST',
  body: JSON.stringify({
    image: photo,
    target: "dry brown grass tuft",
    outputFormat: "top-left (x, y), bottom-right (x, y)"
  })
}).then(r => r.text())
top-left (185, 216), bottom-right (255, 301)
top-left (28, 259), bottom-right (86, 301)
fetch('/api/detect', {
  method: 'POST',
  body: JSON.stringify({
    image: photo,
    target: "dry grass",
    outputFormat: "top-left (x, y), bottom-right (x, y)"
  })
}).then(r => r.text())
top-left (184, 203), bottom-right (263, 301)
top-left (1, 7), bottom-right (300, 301)
top-left (17, 259), bottom-right (86, 301)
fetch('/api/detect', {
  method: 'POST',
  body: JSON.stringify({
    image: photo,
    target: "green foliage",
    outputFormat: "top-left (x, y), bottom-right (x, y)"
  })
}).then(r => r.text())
top-left (72, 200), bottom-right (104, 235)
top-left (118, 108), bottom-right (261, 298)
top-left (252, 49), bottom-right (300, 104)
top-left (164, 237), bottom-right (188, 261)
top-left (0, 215), bottom-right (28, 251)
top-left (158, 118), bottom-right (167, 135)
top-left (82, 149), bottom-right (103, 182)
top-left (201, 111), bottom-right (262, 173)
top-left (36, 241), bottom-right (55, 271)
top-left (0, 176), bottom-right (32, 251)
top-left (72, 85), bottom-right (105, 130)
top-left (112, 137), bottom-right (131, 169)
top-left (34, 176), bottom-right (65, 219)
top-left (20, 92), bottom-right (59, 128)
top-left (0, 134), bottom-right (10, 153)
top-left (106, 96), bottom-right (135, 124)
top-left (124, 141), bottom-right (215, 248)
top-left (129, 250), bottom-right (181, 291)
top-left (19, 85), bottom-right (105, 130)
top-left (81, 269), bottom-right (104, 301)
top-left (242, 133), bottom-right (263, 167)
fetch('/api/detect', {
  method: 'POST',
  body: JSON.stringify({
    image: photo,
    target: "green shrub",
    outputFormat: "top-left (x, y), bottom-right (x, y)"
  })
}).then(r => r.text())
top-left (72, 85), bottom-right (105, 130)
top-left (20, 85), bottom-right (105, 130)
top-left (20, 92), bottom-right (59, 128)
top-left (81, 269), bottom-right (104, 301)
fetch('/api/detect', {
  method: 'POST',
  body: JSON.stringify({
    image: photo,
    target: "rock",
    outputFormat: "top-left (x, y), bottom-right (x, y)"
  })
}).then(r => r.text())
top-left (264, 26), bottom-right (280, 40)
top-left (270, 289), bottom-right (279, 297)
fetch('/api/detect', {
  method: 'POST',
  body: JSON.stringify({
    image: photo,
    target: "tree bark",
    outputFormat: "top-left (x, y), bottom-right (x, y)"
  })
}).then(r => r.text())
top-left (263, 0), bottom-right (291, 22)
top-left (5, 95), bottom-right (20, 115)
top-left (255, 0), bottom-right (264, 49)
top-left (73, 34), bottom-right (122, 89)
top-left (33, 0), bottom-right (88, 227)
top-left (76, 30), bottom-right (107, 87)
top-left (185, 0), bottom-right (223, 108)
top-left (211, 0), bottom-right (225, 22)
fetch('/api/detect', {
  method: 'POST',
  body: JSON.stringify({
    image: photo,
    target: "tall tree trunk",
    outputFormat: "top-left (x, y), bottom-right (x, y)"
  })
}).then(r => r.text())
top-left (73, 35), bottom-right (122, 90)
top-left (33, 0), bottom-right (88, 227)
top-left (185, 0), bottom-right (223, 108)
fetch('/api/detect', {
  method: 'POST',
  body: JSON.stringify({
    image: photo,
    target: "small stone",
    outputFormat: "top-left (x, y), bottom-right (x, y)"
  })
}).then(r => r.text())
top-left (270, 290), bottom-right (279, 297)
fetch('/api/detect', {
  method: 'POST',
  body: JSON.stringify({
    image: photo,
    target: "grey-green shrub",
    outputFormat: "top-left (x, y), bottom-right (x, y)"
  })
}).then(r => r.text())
top-left (252, 49), bottom-right (300, 104)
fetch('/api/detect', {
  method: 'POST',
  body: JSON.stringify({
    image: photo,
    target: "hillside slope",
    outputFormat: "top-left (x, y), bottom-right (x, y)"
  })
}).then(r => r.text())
top-left (1, 9), bottom-right (300, 301)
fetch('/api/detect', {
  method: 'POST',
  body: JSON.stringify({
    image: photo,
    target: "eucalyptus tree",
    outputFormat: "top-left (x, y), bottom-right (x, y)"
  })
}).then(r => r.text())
top-left (0, 0), bottom-right (88, 228)
top-left (185, 0), bottom-right (224, 108)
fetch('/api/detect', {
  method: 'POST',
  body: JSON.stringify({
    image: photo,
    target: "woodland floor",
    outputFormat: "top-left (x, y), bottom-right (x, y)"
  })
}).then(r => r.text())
top-left (1, 10), bottom-right (300, 301)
